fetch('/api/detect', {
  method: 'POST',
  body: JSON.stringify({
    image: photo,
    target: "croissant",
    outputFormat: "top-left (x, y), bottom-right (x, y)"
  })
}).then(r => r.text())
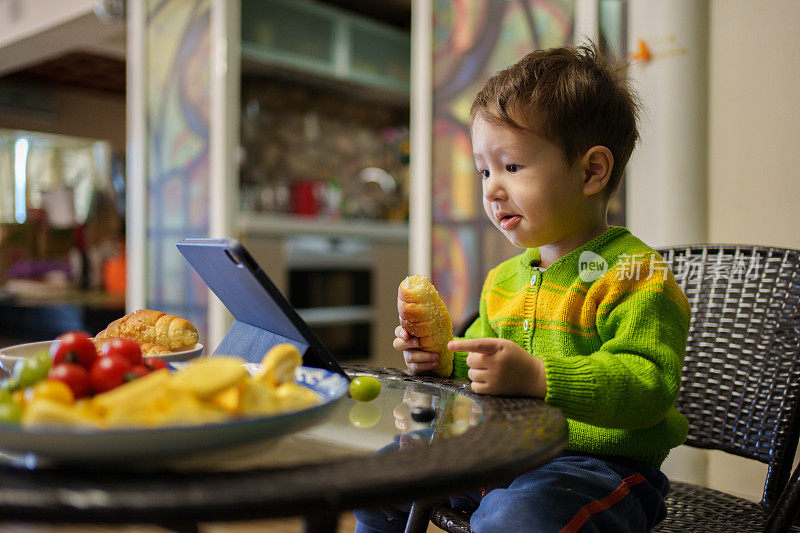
top-left (95, 309), bottom-right (198, 351)
top-left (397, 275), bottom-right (454, 377)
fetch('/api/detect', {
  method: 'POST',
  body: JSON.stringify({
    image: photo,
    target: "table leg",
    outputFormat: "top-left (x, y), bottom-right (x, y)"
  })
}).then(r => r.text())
top-left (405, 501), bottom-right (434, 533)
top-left (304, 512), bottom-right (339, 533)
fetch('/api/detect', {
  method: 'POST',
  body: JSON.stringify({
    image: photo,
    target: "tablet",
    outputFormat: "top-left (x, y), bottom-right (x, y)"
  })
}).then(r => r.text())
top-left (177, 238), bottom-right (347, 377)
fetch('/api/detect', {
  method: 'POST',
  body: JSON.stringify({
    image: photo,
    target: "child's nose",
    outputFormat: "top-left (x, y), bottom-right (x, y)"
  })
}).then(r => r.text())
top-left (482, 174), bottom-right (506, 201)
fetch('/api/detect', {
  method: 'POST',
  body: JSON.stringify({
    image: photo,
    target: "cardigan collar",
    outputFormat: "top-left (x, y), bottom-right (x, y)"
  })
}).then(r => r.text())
top-left (522, 226), bottom-right (631, 275)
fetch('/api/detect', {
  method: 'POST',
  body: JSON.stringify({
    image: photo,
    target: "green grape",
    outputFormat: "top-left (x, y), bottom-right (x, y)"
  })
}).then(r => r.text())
top-left (13, 355), bottom-right (51, 389)
top-left (33, 350), bottom-right (51, 366)
top-left (349, 376), bottom-right (381, 402)
top-left (0, 402), bottom-right (22, 424)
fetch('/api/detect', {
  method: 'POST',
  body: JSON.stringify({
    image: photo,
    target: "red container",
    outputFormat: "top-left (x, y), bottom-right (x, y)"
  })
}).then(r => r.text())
top-left (291, 180), bottom-right (321, 216)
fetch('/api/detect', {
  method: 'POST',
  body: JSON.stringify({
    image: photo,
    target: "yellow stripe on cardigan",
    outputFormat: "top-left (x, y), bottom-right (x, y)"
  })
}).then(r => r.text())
top-left (588, 257), bottom-right (690, 316)
top-left (535, 289), bottom-right (597, 333)
top-left (485, 289), bottom-right (527, 321)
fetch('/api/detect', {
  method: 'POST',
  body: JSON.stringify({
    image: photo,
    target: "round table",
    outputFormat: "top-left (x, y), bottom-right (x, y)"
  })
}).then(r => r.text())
top-left (0, 366), bottom-right (567, 532)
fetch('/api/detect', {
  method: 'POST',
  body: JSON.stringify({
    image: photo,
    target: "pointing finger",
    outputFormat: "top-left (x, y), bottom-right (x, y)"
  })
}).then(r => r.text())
top-left (448, 338), bottom-right (501, 354)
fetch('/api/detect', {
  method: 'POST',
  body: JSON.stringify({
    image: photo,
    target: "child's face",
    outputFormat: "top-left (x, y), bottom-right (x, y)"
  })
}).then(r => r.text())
top-left (472, 116), bottom-right (589, 249)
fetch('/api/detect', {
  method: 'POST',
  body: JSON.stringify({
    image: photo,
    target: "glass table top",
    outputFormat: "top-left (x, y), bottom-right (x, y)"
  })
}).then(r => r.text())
top-left (156, 370), bottom-right (483, 472)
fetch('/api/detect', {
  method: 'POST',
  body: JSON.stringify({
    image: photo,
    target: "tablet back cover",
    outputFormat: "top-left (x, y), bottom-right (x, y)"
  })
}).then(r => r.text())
top-left (177, 238), bottom-right (346, 376)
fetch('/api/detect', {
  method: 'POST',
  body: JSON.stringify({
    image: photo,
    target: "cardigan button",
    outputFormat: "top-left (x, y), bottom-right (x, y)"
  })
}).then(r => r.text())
top-left (523, 319), bottom-right (530, 331)
top-left (530, 274), bottom-right (538, 286)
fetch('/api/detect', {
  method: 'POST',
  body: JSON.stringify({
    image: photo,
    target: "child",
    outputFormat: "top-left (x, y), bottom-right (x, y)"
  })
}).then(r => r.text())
top-left (355, 43), bottom-right (690, 532)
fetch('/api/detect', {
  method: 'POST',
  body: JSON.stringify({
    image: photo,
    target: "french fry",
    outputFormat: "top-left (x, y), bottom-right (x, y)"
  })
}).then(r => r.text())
top-left (22, 399), bottom-right (101, 428)
top-left (91, 369), bottom-right (171, 415)
top-left (168, 356), bottom-right (248, 399)
top-left (256, 344), bottom-right (302, 387)
top-left (240, 380), bottom-right (280, 416)
top-left (275, 382), bottom-right (320, 412)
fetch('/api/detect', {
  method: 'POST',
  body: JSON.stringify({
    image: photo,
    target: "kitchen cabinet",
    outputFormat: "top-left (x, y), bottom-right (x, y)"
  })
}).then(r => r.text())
top-left (241, 0), bottom-right (410, 97)
top-left (238, 213), bottom-right (408, 367)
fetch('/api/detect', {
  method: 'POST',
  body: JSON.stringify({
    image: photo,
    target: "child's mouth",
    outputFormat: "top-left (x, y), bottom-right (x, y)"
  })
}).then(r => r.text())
top-left (499, 215), bottom-right (521, 230)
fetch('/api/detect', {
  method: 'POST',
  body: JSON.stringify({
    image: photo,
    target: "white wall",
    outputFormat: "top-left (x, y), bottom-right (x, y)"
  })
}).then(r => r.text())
top-left (708, 0), bottom-right (800, 249)
top-left (626, 0), bottom-right (708, 248)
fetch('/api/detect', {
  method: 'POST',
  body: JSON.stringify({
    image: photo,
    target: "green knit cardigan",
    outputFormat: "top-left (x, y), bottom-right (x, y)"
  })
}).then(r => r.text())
top-left (454, 226), bottom-right (690, 467)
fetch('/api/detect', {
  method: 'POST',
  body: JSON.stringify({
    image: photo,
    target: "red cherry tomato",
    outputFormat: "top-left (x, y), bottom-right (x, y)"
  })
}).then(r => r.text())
top-left (47, 363), bottom-right (91, 399)
top-left (90, 355), bottom-right (132, 393)
top-left (127, 365), bottom-right (150, 380)
top-left (144, 357), bottom-right (168, 371)
top-left (50, 331), bottom-right (98, 369)
top-left (100, 337), bottom-right (142, 366)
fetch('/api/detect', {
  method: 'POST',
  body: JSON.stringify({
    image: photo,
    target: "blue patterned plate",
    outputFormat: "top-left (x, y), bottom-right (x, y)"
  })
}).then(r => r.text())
top-left (0, 366), bottom-right (349, 465)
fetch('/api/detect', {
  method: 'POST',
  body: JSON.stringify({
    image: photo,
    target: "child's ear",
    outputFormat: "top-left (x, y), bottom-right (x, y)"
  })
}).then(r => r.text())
top-left (581, 146), bottom-right (614, 196)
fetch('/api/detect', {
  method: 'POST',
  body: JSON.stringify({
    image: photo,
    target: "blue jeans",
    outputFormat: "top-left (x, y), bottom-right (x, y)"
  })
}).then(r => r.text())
top-left (353, 452), bottom-right (669, 533)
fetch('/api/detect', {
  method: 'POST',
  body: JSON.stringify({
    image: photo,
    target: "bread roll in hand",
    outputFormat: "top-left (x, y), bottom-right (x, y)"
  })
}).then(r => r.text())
top-left (397, 275), bottom-right (454, 377)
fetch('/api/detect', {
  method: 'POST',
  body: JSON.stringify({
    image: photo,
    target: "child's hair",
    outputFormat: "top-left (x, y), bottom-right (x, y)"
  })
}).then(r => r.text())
top-left (470, 43), bottom-right (639, 196)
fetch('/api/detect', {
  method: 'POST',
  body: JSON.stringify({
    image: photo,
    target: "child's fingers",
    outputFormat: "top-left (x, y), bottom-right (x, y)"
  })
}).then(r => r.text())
top-left (393, 325), bottom-right (419, 351)
top-left (408, 361), bottom-right (438, 374)
top-left (469, 379), bottom-right (492, 395)
top-left (394, 325), bottom-right (410, 339)
top-left (405, 350), bottom-right (438, 365)
top-left (467, 367), bottom-right (489, 393)
top-left (465, 352), bottom-right (488, 369)
top-left (404, 350), bottom-right (438, 374)
top-left (393, 336), bottom-right (419, 351)
top-left (448, 338), bottom-right (500, 354)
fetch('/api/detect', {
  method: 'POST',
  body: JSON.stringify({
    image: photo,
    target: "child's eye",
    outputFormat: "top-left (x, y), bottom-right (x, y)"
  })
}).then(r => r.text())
top-left (506, 164), bottom-right (520, 173)
top-left (479, 169), bottom-right (490, 179)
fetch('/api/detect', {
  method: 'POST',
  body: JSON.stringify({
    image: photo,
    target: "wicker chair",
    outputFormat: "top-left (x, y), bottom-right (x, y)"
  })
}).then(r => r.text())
top-left (430, 244), bottom-right (800, 533)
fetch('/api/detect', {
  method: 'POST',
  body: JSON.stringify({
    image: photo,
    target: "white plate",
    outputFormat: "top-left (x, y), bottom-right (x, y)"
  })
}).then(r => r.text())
top-left (0, 341), bottom-right (204, 374)
top-left (0, 366), bottom-right (349, 464)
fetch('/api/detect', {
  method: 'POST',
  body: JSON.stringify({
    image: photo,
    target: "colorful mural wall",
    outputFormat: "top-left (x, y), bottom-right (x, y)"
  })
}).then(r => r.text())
top-left (145, 0), bottom-right (211, 338)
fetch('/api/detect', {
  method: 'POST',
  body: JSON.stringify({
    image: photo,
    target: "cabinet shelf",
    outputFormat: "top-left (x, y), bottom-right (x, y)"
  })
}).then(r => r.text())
top-left (241, 0), bottom-right (410, 98)
top-left (295, 305), bottom-right (372, 326)
top-left (239, 212), bottom-right (408, 243)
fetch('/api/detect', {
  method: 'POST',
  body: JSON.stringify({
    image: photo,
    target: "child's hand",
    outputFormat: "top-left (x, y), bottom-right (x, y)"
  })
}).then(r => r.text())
top-left (393, 325), bottom-right (439, 374)
top-left (447, 338), bottom-right (546, 397)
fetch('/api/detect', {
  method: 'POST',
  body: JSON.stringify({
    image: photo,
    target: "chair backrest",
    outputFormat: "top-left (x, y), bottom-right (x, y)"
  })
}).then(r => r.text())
top-left (657, 245), bottom-right (800, 507)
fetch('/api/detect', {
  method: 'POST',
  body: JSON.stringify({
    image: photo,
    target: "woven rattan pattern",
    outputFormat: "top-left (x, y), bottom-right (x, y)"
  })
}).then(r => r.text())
top-left (654, 481), bottom-right (800, 532)
top-left (660, 245), bottom-right (800, 507)
top-left (431, 244), bottom-right (800, 533)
